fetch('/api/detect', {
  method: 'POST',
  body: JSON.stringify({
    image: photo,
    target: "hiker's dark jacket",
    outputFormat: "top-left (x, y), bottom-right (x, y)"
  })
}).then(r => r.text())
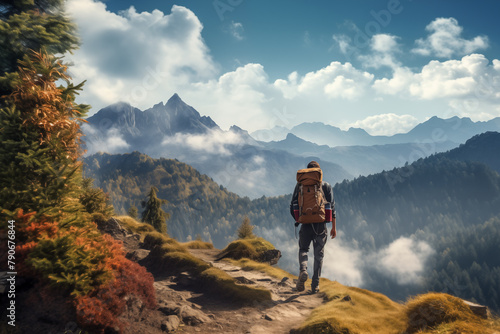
top-left (289, 181), bottom-right (336, 221)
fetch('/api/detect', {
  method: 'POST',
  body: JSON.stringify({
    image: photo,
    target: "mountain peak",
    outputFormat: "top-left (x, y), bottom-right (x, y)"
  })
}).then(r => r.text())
top-left (167, 93), bottom-right (183, 104)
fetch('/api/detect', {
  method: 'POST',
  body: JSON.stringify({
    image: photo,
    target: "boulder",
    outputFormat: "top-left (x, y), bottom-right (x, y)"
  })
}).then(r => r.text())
top-left (463, 300), bottom-right (488, 319)
top-left (259, 249), bottom-right (281, 265)
top-left (175, 305), bottom-right (211, 325)
top-left (96, 217), bottom-right (127, 238)
top-left (158, 301), bottom-right (180, 316)
top-left (161, 315), bottom-right (180, 332)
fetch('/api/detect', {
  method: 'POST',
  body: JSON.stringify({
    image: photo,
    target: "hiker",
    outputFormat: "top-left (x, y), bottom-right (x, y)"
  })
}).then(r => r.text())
top-left (290, 161), bottom-right (336, 293)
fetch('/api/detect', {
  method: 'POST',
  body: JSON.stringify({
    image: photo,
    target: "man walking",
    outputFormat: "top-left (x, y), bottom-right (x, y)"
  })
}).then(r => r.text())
top-left (290, 161), bottom-right (336, 293)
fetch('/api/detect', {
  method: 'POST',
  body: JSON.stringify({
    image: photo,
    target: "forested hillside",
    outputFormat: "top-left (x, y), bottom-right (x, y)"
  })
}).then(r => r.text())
top-left (83, 151), bottom-right (292, 247)
top-left (424, 217), bottom-right (500, 311)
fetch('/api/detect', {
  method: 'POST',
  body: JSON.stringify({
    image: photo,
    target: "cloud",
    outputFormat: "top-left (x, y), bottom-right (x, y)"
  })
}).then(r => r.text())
top-left (259, 227), bottom-right (364, 287)
top-left (332, 34), bottom-right (354, 55)
top-left (322, 237), bottom-right (364, 286)
top-left (350, 113), bottom-right (419, 135)
top-left (374, 237), bottom-right (434, 285)
top-left (66, 2), bottom-right (500, 135)
top-left (412, 18), bottom-right (488, 58)
top-left (82, 125), bottom-right (130, 154)
top-left (359, 34), bottom-right (401, 69)
top-left (66, 1), bottom-right (216, 109)
top-left (373, 54), bottom-right (500, 120)
top-left (274, 61), bottom-right (374, 100)
top-left (161, 128), bottom-right (246, 155)
top-left (229, 21), bottom-right (244, 40)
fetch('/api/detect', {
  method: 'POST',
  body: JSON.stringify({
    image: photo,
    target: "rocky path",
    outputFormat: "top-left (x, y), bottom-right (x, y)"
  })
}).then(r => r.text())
top-left (98, 219), bottom-right (324, 333)
top-left (176, 249), bottom-right (324, 334)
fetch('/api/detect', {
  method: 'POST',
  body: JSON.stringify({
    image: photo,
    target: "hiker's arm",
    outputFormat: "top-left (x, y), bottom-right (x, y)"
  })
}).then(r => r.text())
top-left (330, 217), bottom-right (337, 239)
top-left (323, 182), bottom-right (336, 217)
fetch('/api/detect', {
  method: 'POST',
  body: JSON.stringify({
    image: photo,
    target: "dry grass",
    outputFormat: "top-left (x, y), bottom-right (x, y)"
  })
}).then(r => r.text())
top-left (113, 215), bottom-right (155, 239)
top-left (218, 237), bottom-right (275, 261)
top-left (294, 279), bottom-right (406, 334)
top-left (297, 284), bottom-right (500, 334)
top-left (404, 293), bottom-right (499, 334)
top-left (227, 258), bottom-right (295, 280)
top-left (182, 240), bottom-right (214, 249)
top-left (198, 267), bottom-right (272, 303)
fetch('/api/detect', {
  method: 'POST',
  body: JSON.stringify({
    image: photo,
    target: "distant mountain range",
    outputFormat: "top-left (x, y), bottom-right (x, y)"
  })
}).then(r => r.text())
top-left (261, 133), bottom-right (457, 176)
top-left (252, 117), bottom-right (500, 147)
top-left (82, 93), bottom-right (500, 196)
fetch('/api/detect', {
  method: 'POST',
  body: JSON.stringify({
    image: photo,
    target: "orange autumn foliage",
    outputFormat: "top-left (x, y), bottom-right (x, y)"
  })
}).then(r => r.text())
top-left (8, 50), bottom-right (86, 159)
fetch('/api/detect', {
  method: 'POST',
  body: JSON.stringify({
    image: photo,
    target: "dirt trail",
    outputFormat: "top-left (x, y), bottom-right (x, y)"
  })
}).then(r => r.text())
top-left (176, 248), bottom-right (324, 334)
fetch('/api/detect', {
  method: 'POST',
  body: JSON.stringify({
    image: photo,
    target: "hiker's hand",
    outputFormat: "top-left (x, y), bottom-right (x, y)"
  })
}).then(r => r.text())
top-left (330, 228), bottom-right (337, 239)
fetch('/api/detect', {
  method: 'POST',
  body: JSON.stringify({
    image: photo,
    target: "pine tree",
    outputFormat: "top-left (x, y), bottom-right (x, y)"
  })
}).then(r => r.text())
top-left (79, 178), bottom-right (114, 220)
top-left (0, 50), bottom-right (89, 224)
top-left (0, 0), bottom-right (78, 96)
top-left (141, 187), bottom-right (169, 234)
top-left (127, 205), bottom-right (139, 220)
top-left (238, 216), bottom-right (255, 239)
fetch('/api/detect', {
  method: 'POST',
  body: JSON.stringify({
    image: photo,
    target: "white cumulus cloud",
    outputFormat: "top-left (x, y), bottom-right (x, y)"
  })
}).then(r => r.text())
top-left (374, 237), bottom-right (434, 285)
top-left (161, 129), bottom-right (245, 155)
top-left (412, 17), bottom-right (488, 58)
top-left (350, 113), bottom-right (419, 136)
top-left (66, 1), bottom-right (216, 110)
top-left (359, 34), bottom-right (401, 69)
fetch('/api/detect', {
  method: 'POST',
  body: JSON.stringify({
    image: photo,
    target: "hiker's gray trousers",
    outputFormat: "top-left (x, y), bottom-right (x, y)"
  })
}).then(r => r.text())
top-left (298, 222), bottom-right (328, 289)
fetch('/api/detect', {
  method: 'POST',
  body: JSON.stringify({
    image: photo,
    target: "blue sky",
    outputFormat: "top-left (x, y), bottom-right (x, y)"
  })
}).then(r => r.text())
top-left (66, 0), bottom-right (500, 136)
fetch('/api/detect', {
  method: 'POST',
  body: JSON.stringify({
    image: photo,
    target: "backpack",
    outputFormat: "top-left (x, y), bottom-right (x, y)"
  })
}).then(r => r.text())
top-left (296, 167), bottom-right (326, 223)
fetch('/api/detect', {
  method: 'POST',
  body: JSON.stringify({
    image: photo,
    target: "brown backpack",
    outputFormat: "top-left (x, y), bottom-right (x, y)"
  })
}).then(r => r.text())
top-left (296, 167), bottom-right (326, 223)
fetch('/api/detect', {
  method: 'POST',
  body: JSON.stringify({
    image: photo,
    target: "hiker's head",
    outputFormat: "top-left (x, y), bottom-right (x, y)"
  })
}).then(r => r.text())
top-left (307, 161), bottom-right (320, 169)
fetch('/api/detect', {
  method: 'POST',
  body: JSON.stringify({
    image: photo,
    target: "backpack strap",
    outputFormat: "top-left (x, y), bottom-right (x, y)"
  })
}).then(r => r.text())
top-left (298, 183), bottom-right (303, 216)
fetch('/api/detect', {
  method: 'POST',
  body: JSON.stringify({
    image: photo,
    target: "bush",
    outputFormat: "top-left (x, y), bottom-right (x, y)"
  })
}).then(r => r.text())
top-left (237, 216), bottom-right (255, 239)
top-left (13, 210), bottom-right (157, 332)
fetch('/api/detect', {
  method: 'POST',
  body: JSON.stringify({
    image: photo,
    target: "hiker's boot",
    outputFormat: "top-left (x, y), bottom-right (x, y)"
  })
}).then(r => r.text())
top-left (309, 285), bottom-right (319, 294)
top-left (296, 271), bottom-right (308, 292)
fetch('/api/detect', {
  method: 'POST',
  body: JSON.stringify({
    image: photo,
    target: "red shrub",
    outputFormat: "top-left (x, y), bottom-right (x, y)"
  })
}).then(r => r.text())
top-left (75, 236), bottom-right (156, 332)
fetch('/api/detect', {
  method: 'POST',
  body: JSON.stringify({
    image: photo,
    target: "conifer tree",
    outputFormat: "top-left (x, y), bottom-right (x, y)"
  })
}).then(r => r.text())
top-left (127, 205), bottom-right (139, 220)
top-left (0, 50), bottom-right (89, 224)
top-left (79, 178), bottom-right (114, 219)
top-left (141, 186), bottom-right (169, 234)
top-left (0, 0), bottom-right (78, 96)
top-left (238, 216), bottom-right (255, 239)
